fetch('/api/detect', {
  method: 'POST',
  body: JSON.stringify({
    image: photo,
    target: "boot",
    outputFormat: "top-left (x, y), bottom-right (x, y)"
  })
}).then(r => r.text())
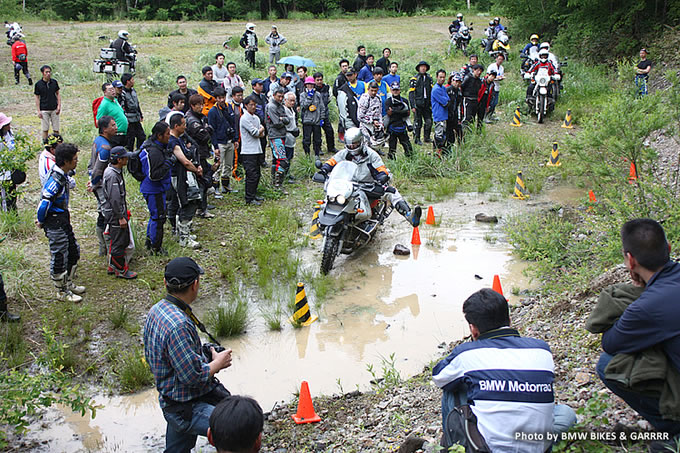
top-left (0, 299), bottom-right (20, 322)
top-left (110, 254), bottom-right (137, 279)
top-left (51, 272), bottom-right (82, 303)
top-left (395, 201), bottom-right (422, 227)
top-left (274, 171), bottom-right (288, 195)
top-left (178, 221), bottom-right (201, 249)
top-left (95, 226), bottom-right (107, 256)
top-left (67, 265), bottom-right (86, 295)
top-left (414, 130), bottom-right (422, 146)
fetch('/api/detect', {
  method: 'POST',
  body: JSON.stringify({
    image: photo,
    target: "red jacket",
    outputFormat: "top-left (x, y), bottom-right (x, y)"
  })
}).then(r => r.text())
top-left (476, 77), bottom-right (494, 110)
top-left (11, 41), bottom-right (28, 63)
top-left (529, 60), bottom-right (556, 76)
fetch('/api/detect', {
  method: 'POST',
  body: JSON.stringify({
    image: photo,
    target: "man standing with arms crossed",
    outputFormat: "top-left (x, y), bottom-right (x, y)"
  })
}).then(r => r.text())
top-left (34, 65), bottom-right (61, 140)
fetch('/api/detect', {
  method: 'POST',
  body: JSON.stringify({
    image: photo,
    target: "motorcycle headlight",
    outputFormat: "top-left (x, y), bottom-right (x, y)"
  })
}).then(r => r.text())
top-left (336, 195), bottom-right (346, 205)
top-left (328, 195), bottom-right (336, 203)
top-left (538, 76), bottom-right (548, 85)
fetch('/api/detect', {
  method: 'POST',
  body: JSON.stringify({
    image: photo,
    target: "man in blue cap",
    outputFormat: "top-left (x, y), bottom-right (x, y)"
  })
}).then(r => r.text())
top-left (144, 257), bottom-right (234, 453)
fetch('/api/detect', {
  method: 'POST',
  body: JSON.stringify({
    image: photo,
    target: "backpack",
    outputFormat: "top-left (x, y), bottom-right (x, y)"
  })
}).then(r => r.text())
top-left (127, 149), bottom-right (146, 182)
top-left (441, 405), bottom-right (491, 453)
top-left (92, 97), bottom-right (103, 127)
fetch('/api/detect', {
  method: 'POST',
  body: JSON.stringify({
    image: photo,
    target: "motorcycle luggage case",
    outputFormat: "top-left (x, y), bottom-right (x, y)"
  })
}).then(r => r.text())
top-left (115, 62), bottom-right (130, 74)
top-left (100, 47), bottom-right (115, 59)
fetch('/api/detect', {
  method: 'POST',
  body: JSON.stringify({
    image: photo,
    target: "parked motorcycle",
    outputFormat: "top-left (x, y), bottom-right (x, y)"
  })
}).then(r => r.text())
top-left (448, 23), bottom-right (473, 56)
top-left (92, 38), bottom-right (137, 79)
top-left (312, 160), bottom-right (393, 274)
top-left (489, 30), bottom-right (510, 60)
top-left (524, 68), bottom-right (561, 123)
top-left (5, 22), bottom-right (22, 46)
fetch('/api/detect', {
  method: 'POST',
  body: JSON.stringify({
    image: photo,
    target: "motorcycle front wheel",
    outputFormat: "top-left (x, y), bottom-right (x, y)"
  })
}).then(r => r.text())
top-left (537, 94), bottom-right (546, 124)
top-left (461, 43), bottom-right (468, 56)
top-left (320, 234), bottom-right (340, 275)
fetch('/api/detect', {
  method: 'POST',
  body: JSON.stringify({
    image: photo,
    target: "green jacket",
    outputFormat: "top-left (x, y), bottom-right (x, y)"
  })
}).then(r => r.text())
top-left (96, 97), bottom-right (128, 134)
top-left (586, 283), bottom-right (680, 421)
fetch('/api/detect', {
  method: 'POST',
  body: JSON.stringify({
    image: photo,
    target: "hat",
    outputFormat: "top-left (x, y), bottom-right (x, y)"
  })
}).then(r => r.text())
top-left (0, 113), bottom-right (13, 129)
top-left (451, 72), bottom-right (462, 82)
top-left (165, 257), bottom-right (204, 288)
top-left (415, 60), bottom-right (430, 72)
top-left (281, 72), bottom-right (294, 79)
top-left (390, 81), bottom-right (400, 90)
top-left (304, 76), bottom-right (315, 84)
top-left (346, 67), bottom-right (356, 75)
top-left (44, 133), bottom-right (63, 148)
top-left (251, 78), bottom-right (264, 86)
top-left (112, 80), bottom-right (123, 88)
top-left (271, 24), bottom-right (277, 29)
top-left (487, 70), bottom-right (498, 76)
top-left (110, 146), bottom-right (132, 160)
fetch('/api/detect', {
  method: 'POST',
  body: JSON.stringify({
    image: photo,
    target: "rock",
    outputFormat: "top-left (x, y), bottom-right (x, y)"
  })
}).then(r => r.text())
top-left (393, 244), bottom-right (411, 256)
top-left (397, 434), bottom-right (426, 453)
top-left (474, 274), bottom-right (483, 280)
top-left (575, 372), bottom-right (591, 386)
top-left (475, 213), bottom-right (498, 223)
top-left (426, 425), bottom-right (438, 434)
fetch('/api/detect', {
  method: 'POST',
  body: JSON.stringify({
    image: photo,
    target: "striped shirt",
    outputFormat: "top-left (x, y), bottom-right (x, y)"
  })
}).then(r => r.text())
top-left (143, 295), bottom-right (214, 408)
top-left (433, 328), bottom-right (555, 453)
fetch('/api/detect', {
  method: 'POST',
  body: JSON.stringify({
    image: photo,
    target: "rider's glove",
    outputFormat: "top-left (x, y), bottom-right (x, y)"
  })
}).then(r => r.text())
top-left (375, 172), bottom-right (389, 185)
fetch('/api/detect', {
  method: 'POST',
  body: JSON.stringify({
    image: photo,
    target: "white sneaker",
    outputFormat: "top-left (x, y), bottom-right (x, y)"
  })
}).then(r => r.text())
top-left (179, 237), bottom-right (201, 249)
top-left (68, 281), bottom-right (86, 295)
top-left (57, 290), bottom-right (83, 303)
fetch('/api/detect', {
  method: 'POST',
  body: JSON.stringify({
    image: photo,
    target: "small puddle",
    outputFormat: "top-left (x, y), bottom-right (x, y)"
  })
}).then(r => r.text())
top-left (28, 192), bottom-right (541, 452)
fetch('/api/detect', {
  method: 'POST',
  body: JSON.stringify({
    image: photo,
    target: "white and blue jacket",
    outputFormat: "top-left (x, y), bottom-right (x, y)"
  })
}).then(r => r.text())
top-left (433, 327), bottom-right (555, 453)
top-left (37, 166), bottom-right (70, 224)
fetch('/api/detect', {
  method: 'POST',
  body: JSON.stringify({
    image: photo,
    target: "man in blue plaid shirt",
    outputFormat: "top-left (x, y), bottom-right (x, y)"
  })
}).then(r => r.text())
top-left (144, 257), bottom-right (233, 453)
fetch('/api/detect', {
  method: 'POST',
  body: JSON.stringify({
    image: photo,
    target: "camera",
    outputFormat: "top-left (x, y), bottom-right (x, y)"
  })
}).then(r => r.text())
top-left (201, 343), bottom-right (225, 363)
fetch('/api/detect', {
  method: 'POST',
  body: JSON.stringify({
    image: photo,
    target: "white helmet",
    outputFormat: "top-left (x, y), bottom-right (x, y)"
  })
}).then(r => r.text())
top-left (500, 35), bottom-right (509, 45)
top-left (539, 42), bottom-right (550, 51)
top-left (344, 127), bottom-right (365, 156)
top-left (538, 49), bottom-right (549, 61)
top-left (118, 30), bottom-right (129, 40)
top-left (246, 22), bottom-right (256, 31)
top-left (457, 13), bottom-right (463, 19)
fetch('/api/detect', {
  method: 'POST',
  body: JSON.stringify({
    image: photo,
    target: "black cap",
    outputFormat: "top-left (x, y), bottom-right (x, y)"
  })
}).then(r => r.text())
top-left (415, 60), bottom-right (430, 72)
top-left (110, 146), bottom-right (133, 160)
top-left (165, 257), bottom-right (204, 287)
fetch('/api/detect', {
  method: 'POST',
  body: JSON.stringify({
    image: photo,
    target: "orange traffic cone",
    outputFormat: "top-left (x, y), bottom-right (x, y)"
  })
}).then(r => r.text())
top-left (628, 162), bottom-right (638, 183)
top-left (588, 190), bottom-right (597, 203)
top-left (411, 226), bottom-right (421, 245)
top-left (425, 206), bottom-right (435, 225)
top-left (492, 275), bottom-right (503, 296)
top-left (292, 381), bottom-right (321, 424)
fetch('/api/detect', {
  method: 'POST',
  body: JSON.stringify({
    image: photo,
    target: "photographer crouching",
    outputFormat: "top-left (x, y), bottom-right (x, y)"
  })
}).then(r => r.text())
top-left (144, 257), bottom-right (233, 453)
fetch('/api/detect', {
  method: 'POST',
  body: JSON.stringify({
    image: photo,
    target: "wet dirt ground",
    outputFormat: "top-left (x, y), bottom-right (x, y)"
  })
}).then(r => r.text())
top-left (25, 188), bottom-right (583, 452)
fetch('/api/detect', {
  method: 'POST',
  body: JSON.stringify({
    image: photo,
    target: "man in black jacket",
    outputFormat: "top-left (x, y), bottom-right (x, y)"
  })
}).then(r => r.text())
top-left (167, 76), bottom-right (196, 114)
top-left (408, 61), bottom-right (433, 145)
top-left (353, 45), bottom-right (367, 72)
top-left (376, 48), bottom-right (391, 74)
top-left (185, 94), bottom-right (216, 219)
top-left (460, 64), bottom-right (483, 129)
top-left (446, 72), bottom-right (463, 146)
top-left (314, 72), bottom-right (336, 155)
top-left (250, 78), bottom-right (269, 166)
top-left (385, 81), bottom-right (412, 159)
top-left (337, 69), bottom-right (360, 133)
top-left (120, 73), bottom-right (145, 151)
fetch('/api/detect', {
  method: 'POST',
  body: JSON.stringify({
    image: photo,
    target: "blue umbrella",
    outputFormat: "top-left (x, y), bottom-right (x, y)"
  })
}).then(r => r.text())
top-left (277, 55), bottom-right (317, 67)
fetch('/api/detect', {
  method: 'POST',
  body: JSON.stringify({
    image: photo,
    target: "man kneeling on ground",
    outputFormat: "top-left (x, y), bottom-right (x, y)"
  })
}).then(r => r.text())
top-left (433, 288), bottom-right (576, 452)
top-left (591, 219), bottom-right (680, 450)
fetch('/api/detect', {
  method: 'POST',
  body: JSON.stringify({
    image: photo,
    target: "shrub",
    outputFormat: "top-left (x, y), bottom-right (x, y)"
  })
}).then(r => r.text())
top-left (207, 292), bottom-right (248, 337)
top-left (155, 8), bottom-right (169, 20)
top-left (116, 348), bottom-right (154, 392)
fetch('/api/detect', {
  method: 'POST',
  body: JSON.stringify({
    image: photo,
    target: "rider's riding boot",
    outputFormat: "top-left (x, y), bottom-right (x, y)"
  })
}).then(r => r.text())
top-left (67, 265), bottom-right (86, 295)
top-left (395, 201), bottom-right (422, 228)
top-left (95, 226), bottom-right (107, 256)
top-left (52, 271), bottom-right (82, 303)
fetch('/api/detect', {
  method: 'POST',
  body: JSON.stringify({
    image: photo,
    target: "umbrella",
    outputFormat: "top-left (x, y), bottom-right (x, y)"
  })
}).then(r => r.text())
top-left (277, 55), bottom-right (317, 67)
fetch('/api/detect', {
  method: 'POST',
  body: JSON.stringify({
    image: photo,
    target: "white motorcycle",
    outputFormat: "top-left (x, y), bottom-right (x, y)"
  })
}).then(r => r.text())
top-left (448, 23), bottom-right (473, 56)
top-left (524, 68), bottom-right (560, 123)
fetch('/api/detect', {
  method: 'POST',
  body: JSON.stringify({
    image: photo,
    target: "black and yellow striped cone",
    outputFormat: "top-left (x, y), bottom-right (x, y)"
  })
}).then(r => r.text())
top-left (547, 142), bottom-right (562, 167)
top-left (289, 282), bottom-right (318, 326)
top-left (561, 109), bottom-right (574, 129)
top-left (510, 107), bottom-right (522, 127)
top-left (309, 205), bottom-right (321, 239)
top-left (512, 171), bottom-right (529, 200)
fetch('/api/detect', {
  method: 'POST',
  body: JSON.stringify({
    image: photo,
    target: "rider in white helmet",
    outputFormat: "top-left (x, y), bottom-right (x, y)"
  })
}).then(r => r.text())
top-left (240, 23), bottom-right (258, 69)
top-left (318, 127), bottom-right (422, 227)
top-left (112, 29), bottom-right (134, 61)
top-left (539, 42), bottom-right (559, 70)
top-left (449, 13), bottom-right (465, 35)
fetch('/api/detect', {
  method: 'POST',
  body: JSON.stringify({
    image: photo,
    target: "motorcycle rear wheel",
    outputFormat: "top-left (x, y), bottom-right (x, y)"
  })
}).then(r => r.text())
top-left (320, 235), bottom-right (340, 275)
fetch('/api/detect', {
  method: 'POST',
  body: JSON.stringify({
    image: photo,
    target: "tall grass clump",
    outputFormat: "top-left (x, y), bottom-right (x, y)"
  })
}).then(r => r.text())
top-left (116, 348), bottom-right (154, 392)
top-left (0, 209), bottom-right (34, 239)
top-left (0, 323), bottom-right (27, 369)
top-left (208, 291), bottom-right (248, 338)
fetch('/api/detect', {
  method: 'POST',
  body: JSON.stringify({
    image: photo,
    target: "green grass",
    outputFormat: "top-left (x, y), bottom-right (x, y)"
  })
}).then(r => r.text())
top-left (0, 323), bottom-right (27, 369)
top-left (108, 304), bottom-right (130, 330)
top-left (207, 291), bottom-right (248, 338)
top-left (116, 348), bottom-right (154, 393)
top-left (0, 208), bottom-right (35, 239)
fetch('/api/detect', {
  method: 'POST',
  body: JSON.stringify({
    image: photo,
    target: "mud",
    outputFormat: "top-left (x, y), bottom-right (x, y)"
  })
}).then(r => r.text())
top-left (26, 189), bottom-right (578, 452)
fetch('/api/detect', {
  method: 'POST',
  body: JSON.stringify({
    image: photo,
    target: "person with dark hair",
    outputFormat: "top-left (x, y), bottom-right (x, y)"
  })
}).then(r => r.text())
top-left (313, 72), bottom-right (336, 155)
top-left (433, 288), bottom-right (575, 452)
top-left (39, 133), bottom-right (67, 188)
top-left (10, 35), bottom-right (31, 85)
top-left (36, 143), bottom-right (85, 303)
top-left (212, 53), bottom-right (228, 86)
top-left (120, 73), bottom-right (145, 151)
top-left (445, 72), bottom-right (463, 146)
top-left (460, 54), bottom-right (478, 80)
top-left (223, 62), bottom-right (245, 103)
top-left (208, 87), bottom-right (238, 195)
top-left (409, 61), bottom-right (433, 145)
top-left (384, 81), bottom-right (412, 159)
top-left (267, 71), bottom-right (294, 99)
top-left (460, 64), bottom-right (483, 130)
top-left (186, 94), bottom-right (217, 219)
top-left (357, 81), bottom-right (382, 144)
top-left (208, 395), bottom-right (264, 453)
top-left (357, 54), bottom-right (375, 83)
top-left (96, 83), bottom-right (127, 146)
top-left (263, 65), bottom-right (279, 98)
top-left (294, 66), bottom-right (308, 105)
top-left (431, 69), bottom-right (449, 155)
top-left (300, 77), bottom-right (325, 158)
top-left (635, 48), bottom-right (652, 97)
top-left (102, 146), bottom-right (137, 279)
top-left (139, 121), bottom-right (172, 255)
top-left (353, 45), bottom-right (367, 72)
top-left (264, 25), bottom-right (286, 64)
top-left (336, 68), bottom-right (362, 134)
top-left (160, 92), bottom-right (186, 121)
top-left (332, 59), bottom-right (350, 99)
top-left (590, 219), bottom-right (680, 447)
top-left (368, 67), bottom-right (390, 116)
top-left (144, 257), bottom-right (233, 453)
top-left (198, 67), bottom-right (218, 116)
top-left (265, 88), bottom-right (290, 191)
top-left (250, 79), bottom-right (269, 165)
top-left (34, 64), bottom-right (60, 139)
top-left (167, 76), bottom-right (197, 114)
top-left (240, 95), bottom-right (265, 205)
top-left (167, 113), bottom-right (203, 249)
top-left (476, 70), bottom-right (496, 128)
top-left (227, 86), bottom-right (244, 188)
top-left (88, 115), bottom-right (117, 256)
top-left (383, 61), bottom-right (400, 89)
top-left (376, 47), bottom-right (391, 74)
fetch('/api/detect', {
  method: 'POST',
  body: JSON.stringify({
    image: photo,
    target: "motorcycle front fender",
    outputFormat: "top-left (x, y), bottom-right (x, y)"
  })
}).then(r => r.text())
top-left (319, 210), bottom-right (348, 228)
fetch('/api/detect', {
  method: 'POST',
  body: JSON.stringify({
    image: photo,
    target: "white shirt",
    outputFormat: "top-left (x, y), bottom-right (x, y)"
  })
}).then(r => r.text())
top-left (487, 62), bottom-right (505, 92)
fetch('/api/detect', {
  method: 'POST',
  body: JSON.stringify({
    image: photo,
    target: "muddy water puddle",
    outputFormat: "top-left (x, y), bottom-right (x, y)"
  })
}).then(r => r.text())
top-left (29, 192), bottom-right (548, 452)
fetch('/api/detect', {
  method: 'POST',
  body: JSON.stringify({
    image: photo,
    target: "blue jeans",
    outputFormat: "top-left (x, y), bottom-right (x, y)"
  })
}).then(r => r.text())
top-left (635, 75), bottom-right (648, 97)
top-left (597, 352), bottom-right (680, 434)
top-left (162, 401), bottom-right (215, 453)
top-left (441, 388), bottom-right (576, 437)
